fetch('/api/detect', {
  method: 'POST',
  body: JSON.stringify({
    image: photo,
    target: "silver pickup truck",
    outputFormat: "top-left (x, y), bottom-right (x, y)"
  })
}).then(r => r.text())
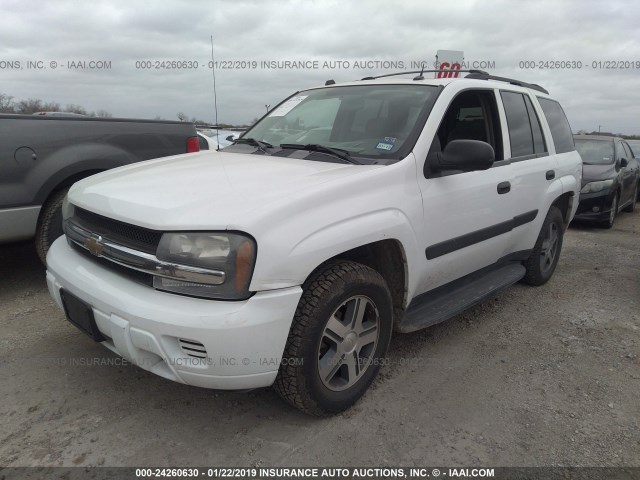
top-left (0, 114), bottom-right (199, 262)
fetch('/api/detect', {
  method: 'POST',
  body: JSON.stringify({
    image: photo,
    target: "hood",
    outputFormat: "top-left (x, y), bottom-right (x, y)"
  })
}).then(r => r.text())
top-left (582, 162), bottom-right (618, 186)
top-left (68, 151), bottom-right (378, 230)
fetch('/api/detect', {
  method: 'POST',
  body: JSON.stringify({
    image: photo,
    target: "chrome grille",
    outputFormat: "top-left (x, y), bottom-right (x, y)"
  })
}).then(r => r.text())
top-left (69, 241), bottom-right (154, 287)
top-left (74, 207), bottom-right (162, 254)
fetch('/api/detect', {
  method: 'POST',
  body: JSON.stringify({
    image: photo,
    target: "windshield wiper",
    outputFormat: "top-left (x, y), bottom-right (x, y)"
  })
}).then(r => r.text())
top-left (279, 143), bottom-right (359, 164)
top-left (231, 138), bottom-right (273, 153)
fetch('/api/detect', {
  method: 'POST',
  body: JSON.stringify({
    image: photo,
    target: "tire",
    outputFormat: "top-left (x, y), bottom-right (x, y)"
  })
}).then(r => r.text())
top-left (35, 188), bottom-right (69, 264)
top-left (274, 260), bottom-right (393, 416)
top-left (623, 183), bottom-right (638, 213)
top-left (602, 192), bottom-right (618, 229)
top-left (523, 206), bottom-right (565, 286)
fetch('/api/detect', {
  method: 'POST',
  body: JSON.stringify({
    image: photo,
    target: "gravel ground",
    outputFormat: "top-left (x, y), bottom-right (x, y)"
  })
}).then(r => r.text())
top-left (0, 213), bottom-right (639, 468)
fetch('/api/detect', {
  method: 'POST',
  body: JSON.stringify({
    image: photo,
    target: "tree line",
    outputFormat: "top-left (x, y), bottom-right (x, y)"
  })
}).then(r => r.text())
top-left (576, 130), bottom-right (639, 140)
top-left (0, 93), bottom-right (112, 117)
top-left (0, 92), bottom-right (252, 127)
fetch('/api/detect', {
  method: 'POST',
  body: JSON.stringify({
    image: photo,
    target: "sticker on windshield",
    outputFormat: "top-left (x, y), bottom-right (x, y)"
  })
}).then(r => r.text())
top-left (375, 136), bottom-right (396, 151)
top-left (270, 95), bottom-right (308, 117)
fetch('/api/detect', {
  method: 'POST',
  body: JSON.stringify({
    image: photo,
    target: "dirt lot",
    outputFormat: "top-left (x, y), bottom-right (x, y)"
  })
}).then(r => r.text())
top-left (1, 213), bottom-right (639, 468)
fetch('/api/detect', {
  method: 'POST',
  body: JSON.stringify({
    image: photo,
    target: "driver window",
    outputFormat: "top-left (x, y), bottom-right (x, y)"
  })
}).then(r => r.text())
top-left (430, 90), bottom-right (503, 162)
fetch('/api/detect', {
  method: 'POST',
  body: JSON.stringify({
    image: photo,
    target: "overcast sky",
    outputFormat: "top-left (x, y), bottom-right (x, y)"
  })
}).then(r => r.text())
top-left (1, 0), bottom-right (638, 133)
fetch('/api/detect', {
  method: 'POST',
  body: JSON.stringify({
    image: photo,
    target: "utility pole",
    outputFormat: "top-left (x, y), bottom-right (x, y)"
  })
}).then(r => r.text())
top-left (598, 125), bottom-right (603, 134)
top-left (265, 104), bottom-right (270, 113)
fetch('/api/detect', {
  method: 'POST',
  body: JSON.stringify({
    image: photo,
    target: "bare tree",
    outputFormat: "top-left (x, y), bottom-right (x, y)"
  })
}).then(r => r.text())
top-left (42, 101), bottom-right (61, 112)
top-left (0, 93), bottom-right (15, 113)
top-left (95, 109), bottom-right (112, 118)
top-left (65, 104), bottom-right (88, 115)
top-left (16, 98), bottom-right (44, 114)
top-left (176, 112), bottom-right (189, 122)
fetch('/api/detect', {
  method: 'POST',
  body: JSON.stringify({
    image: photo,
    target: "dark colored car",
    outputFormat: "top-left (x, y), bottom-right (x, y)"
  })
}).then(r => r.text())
top-left (0, 114), bottom-right (200, 262)
top-left (573, 135), bottom-right (639, 228)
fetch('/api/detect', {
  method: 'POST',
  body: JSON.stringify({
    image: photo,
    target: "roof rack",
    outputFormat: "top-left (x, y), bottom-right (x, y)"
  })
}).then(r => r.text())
top-left (361, 69), bottom-right (489, 81)
top-left (464, 72), bottom-right (549, 94)
top-left (358, 69), bottom-right (549, 94)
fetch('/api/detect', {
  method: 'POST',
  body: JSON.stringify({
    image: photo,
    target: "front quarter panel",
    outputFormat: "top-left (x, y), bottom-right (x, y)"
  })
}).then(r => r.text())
top-left (247, 157), bottom-right (424, 300)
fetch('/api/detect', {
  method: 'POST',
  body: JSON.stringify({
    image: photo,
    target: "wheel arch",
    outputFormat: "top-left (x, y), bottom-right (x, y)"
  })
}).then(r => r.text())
top-left (551, 191), bottom-right (575, 226)
top-left (303, 239), bottom-right (408, 331)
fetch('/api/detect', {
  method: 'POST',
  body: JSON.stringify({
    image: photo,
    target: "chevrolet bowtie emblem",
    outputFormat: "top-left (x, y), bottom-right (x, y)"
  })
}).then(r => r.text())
top-left (84, 235), bottom-right (104, 257)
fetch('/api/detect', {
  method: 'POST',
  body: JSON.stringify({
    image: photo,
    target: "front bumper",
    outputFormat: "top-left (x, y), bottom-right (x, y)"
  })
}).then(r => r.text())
top-left (573, 189), bottom-right (614, 222)
top-left (46, 237), bottom-right (302, 389)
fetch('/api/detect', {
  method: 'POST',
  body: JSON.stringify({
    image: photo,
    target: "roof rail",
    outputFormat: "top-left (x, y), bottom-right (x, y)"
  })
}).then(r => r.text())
top-left (464, 72), bottom-right (549, 94)
top-left (358, 70), bottom-right (549, 94)
top-left (361, 69), bottom-right (489, 81)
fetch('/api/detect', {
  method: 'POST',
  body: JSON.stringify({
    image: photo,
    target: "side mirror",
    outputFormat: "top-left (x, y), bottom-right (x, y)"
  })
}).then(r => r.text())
top-left (427, 139), bottom-right (495, 174)
top-left (620, 157), bottom-right (629, 168)
top-left (226, 135), bottom-right (235, 142)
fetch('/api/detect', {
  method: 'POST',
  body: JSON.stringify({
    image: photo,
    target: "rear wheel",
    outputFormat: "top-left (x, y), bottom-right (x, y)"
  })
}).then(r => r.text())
top-left (523, 206), bottom-right (564, 286)
top-left (35, 188), bottom-right (69, 264)
top-left (273, 260), bottom-right (393, 416)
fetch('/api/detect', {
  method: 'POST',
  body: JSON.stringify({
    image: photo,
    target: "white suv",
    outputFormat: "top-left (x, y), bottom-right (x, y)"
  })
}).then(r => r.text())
top-left (46, 71), bottom-right (582, 415)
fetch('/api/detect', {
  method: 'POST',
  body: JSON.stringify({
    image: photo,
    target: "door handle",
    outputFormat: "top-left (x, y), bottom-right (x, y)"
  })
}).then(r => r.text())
top-left (546, 170), bottom-right (555, 180)
top-left (497, 181), bottom-right (511, 194)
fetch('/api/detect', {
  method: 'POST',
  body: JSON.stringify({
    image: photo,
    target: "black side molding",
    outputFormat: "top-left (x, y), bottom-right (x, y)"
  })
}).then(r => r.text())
top-left (425, 210), bottom-right (538, 260)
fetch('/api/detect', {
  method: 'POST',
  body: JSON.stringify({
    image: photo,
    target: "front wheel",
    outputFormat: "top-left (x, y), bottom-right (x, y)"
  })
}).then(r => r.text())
top-left (623, 183), bottom-right (638, 213)
top-left (273, 260), bottom-right (393, 416)
top-left (602, 192), bottom-right (618, 229)
top-left (523, 206), bottom-right (565, 286)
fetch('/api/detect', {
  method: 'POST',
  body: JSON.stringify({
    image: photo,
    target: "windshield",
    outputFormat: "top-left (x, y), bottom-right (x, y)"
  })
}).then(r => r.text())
top-left (575, 139), bottom-right (614, 165)
top-left (241, 85), bottom-right (438, 161)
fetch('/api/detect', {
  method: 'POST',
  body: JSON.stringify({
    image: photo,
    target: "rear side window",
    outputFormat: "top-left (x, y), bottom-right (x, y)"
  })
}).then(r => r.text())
top-left (622, 142), bottom-right (634, 160)
top-left (501, 91), bottom-right (533, 157)
top-left (523, 96), bottom-right (547, 154)
top-left (537, 98), bottom-right (575, 154)
top-left (500, 91), bottom-right (549, 158)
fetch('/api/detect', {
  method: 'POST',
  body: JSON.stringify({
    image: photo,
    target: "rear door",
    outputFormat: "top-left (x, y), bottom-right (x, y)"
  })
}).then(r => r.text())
top-left (499, 90), bottom-right (558, 253)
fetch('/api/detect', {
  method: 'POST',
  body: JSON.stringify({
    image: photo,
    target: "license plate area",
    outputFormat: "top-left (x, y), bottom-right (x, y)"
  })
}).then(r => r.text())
top-left (60, 289), bottom-right (106, 342)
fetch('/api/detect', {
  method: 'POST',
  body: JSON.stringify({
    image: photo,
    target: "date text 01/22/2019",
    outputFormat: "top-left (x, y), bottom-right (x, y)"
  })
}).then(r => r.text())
top-left (518, 60), bottom-right (640, 70)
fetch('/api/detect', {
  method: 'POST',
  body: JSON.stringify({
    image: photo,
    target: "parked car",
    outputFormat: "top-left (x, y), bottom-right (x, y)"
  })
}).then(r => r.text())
top-left (32, 111), bottom-right (87, 117)
top-left (196, 129), bottom-right (240, 150)
top-left (573, 135), bottom-right (639, 228)
top-left (46, 71), bottom-right (581, 415)
top-left (0, 114), bottom-right (199, 262)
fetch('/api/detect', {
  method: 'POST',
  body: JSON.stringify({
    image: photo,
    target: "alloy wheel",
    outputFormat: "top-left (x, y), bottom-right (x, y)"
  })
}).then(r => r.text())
top-left (317, 295), bottom-right (380, 391)
top-left (539, 221), bottom-right (560, 274)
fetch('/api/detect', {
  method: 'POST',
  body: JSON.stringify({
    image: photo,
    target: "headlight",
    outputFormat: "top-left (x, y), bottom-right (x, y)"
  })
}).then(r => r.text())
top-left (581, 179), bottom-right (614, 194)
top-left (153, 232), bottom-right (256, 300)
